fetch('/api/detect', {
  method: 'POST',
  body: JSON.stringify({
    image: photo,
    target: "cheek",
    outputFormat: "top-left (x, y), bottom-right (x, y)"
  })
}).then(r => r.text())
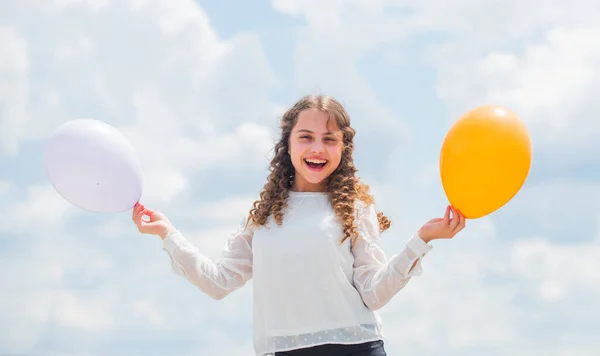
top-left (289, 144), bottom-right (304, 165)
top-left (329, 145), bottom-right (343, 165)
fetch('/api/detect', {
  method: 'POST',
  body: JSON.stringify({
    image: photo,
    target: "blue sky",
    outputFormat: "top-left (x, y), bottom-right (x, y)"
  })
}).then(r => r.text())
top-left (2, 0), bottom-right (600, 355)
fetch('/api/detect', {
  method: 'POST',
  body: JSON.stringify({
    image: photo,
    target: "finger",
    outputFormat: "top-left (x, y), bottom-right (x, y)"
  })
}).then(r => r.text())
top-left (144, 209), bottom-right (161, 222)
top-left (138, 219), bottom-right (163, 235)
top-left (132, 203), bottom-right (140, 220)
top-left (136, 214), bottom-right (156, 234)
top-left (443, 205), bottom-right (451, 225)
top-left (451, 210), bottom-right (464, 234)
top-left (132, 202), bottom-right (145, 220)
top-left (456, 210), bottom-right (466, 231)
top-left (148, 209), bottom-right (167, 222)
top-left (449, 206), bottom-right (460, 230)
top-left (134, 209), bottom-right (147, 227)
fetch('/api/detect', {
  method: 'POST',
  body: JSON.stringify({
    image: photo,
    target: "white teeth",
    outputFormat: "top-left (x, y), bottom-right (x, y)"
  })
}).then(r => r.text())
top-left (305, 158), bottom-right (327, 164)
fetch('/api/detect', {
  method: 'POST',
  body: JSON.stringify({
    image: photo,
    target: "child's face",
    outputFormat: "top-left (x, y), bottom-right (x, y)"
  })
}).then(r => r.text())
top-left (289, 108), bottom-right (344, 192)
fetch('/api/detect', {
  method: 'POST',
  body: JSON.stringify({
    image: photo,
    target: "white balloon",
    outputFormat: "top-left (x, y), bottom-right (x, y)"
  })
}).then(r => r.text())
top-left (44, 119), bottom-right (143, 213)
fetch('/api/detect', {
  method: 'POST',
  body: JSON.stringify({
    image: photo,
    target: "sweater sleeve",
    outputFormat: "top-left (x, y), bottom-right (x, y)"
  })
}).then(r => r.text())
top-left (352, 203), bottom-right (433, 310)
top-left (161, 217), bottom-right (254, 300)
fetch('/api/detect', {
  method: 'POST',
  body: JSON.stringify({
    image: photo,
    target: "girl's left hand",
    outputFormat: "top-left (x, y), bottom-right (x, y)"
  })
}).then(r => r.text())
top-left (418, 205), bottom-right (466, 243)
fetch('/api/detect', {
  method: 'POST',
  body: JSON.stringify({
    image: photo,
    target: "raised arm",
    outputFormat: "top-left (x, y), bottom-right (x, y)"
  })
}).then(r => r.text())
top-left (161, 217), bottom-right (254, 300)
top-left (351, 204), bottom-right (433, 310)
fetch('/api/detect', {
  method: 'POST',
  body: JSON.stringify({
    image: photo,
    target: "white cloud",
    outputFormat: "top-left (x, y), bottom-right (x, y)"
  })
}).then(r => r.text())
top-left (54, 0), bottom-right (113, 12)
top-left (374, 216), bottom-right (515, 351)
top-left (270, 0), bottom-right (600, 174)
top-left (0, 229), bottom-right (115, 350)
top-left (0, 203), bottom-right (255, 353)
top-left (0, 180), bottom-right (11, 195)
top-left (0, 184), bottom-right (74, 234)
top-left (271, 0), bottom-right (419, 182)
top-left (2, 0), bottom-right (600, 355)
top-left (0, 26), bottom-right (29, 157)
top-left (194, 196), bottom-right (256, 224)
top-left (272, 0), bottom-right (345, 30)
top-left (118, 87), bottom-right (275, 204)
top-left (404, 0), bottom-right (600, 171)
top-left (375, 213), bottom-right (600, 355)
top-left (268, 2), bottom-right (600, 354)
top-left (0, 0), bottom-right (276, 177)
top-left (510, 237), bottom-right (600, 301)
top-left (0, 0), bottom-right (275, 353)
top-left (432, 26), bottom-right (600, 155)
top-left (52, 290), bottom-right (117, 330)
top-left (131, 298), bottom-right (165, 326)
top-left (403, 0), bottom-right (600, 39)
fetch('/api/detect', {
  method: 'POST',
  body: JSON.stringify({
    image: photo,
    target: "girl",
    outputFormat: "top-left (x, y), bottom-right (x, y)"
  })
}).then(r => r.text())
top-left (132, 95), bottom-right (466, 356)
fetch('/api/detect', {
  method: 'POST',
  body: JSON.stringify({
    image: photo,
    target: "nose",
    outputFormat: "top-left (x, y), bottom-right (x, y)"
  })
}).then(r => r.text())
top-left (310, 141), bottom-right (325, 154)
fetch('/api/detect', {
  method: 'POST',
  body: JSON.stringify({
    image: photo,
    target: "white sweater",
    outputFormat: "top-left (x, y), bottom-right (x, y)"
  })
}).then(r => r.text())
top-left (162, 191), bottom-right (433, 355)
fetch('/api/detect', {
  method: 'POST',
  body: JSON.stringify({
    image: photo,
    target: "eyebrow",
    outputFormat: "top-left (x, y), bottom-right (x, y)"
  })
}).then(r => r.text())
top-left (295, 129), bottom-right (337, 135)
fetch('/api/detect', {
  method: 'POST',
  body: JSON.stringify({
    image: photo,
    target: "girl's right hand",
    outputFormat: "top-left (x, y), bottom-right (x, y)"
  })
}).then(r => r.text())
top-left (132, 202), bottom-right (176, 240)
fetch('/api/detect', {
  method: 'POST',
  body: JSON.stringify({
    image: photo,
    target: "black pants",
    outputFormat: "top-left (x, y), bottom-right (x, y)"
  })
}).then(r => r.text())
top-left (274, 340), bottom-right (386, 356)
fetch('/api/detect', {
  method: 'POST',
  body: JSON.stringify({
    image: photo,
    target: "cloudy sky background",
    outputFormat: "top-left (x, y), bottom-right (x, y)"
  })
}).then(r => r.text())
top-left (1, 0), bottom-right (600, 355)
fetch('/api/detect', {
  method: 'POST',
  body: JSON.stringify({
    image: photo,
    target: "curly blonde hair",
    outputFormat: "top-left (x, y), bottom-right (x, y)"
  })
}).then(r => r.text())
top-left (247, 95), bottom-right (391, 246)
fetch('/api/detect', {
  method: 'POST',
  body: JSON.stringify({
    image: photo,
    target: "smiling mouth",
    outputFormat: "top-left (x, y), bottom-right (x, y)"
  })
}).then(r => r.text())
top-left (304, 158), bottom-right (328, 170)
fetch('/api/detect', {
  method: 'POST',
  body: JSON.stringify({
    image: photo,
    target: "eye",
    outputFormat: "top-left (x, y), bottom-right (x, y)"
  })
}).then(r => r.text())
top-left (324, 137), bottom-right (337, 142)
top-left (300, 135), bottom-right (312, 140)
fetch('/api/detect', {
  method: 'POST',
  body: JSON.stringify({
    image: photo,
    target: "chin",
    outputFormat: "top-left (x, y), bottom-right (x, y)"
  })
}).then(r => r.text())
top-left (304, 170), bottom-right (334, 184)
top-left (305, 176), bottom-right (328, 184)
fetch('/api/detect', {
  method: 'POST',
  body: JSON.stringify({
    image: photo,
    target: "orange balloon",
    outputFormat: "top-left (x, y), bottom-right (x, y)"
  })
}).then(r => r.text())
top-left (440, 105), bottom-right (532, 219)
